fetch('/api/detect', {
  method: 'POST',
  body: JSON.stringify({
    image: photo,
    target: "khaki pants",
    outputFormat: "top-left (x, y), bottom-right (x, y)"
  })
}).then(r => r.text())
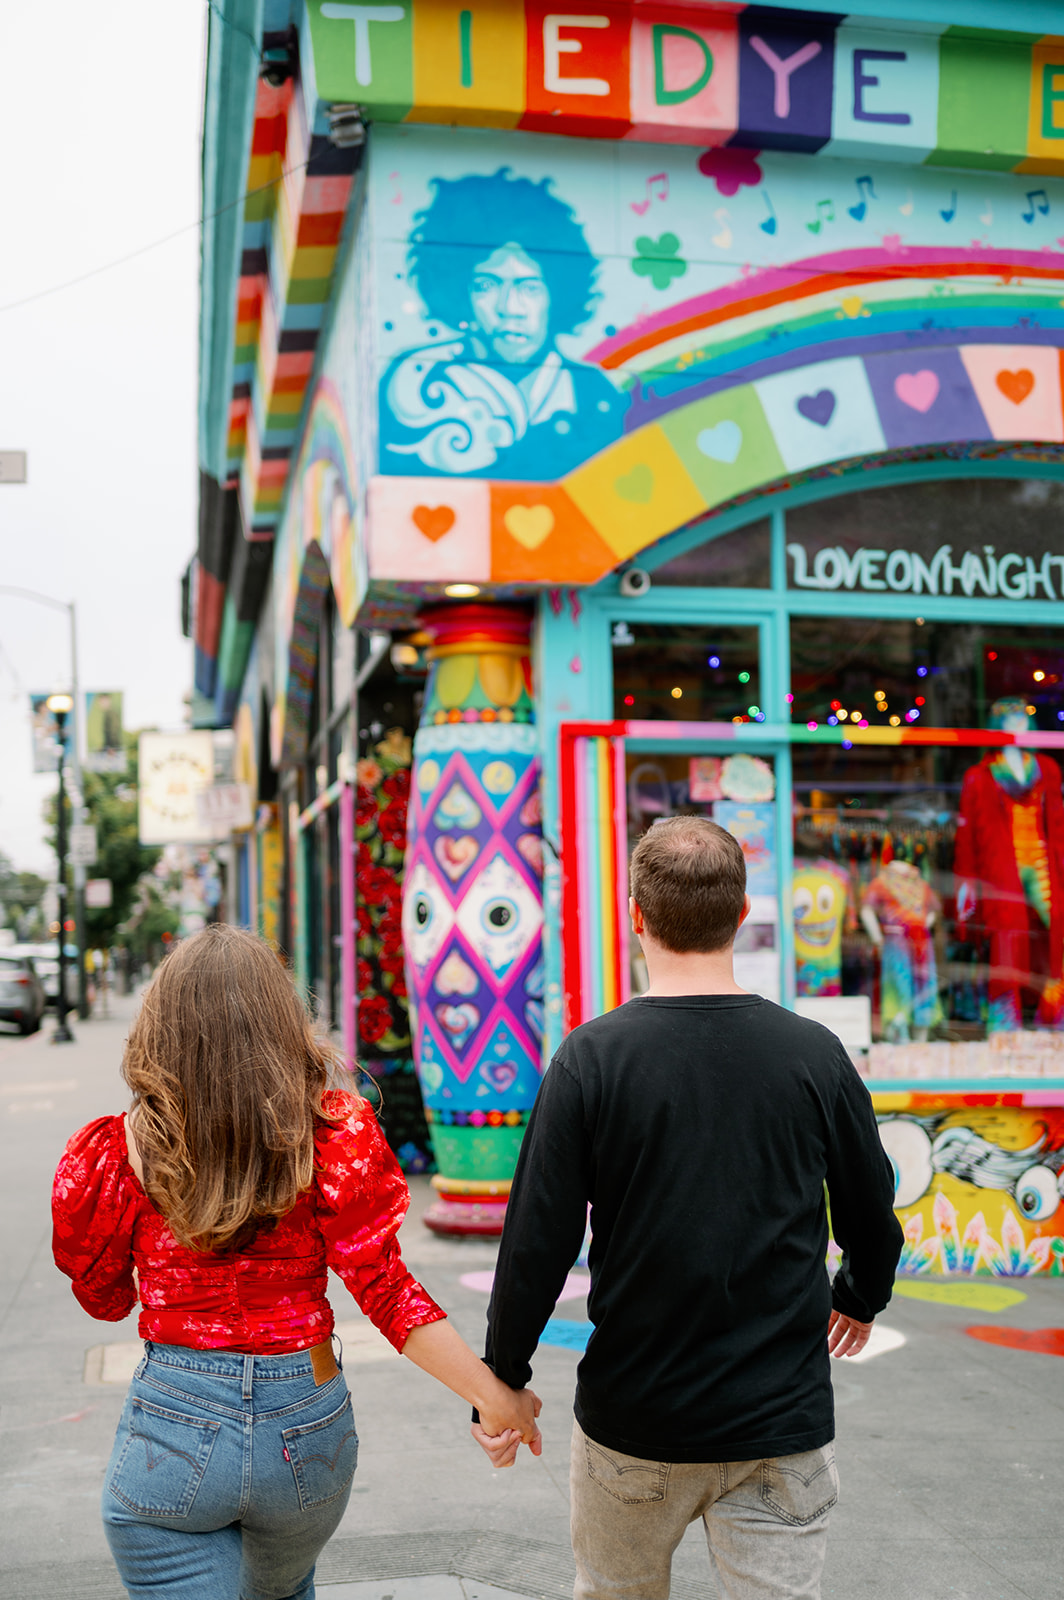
top-left (570, 1421), bottom-right (837, 1600)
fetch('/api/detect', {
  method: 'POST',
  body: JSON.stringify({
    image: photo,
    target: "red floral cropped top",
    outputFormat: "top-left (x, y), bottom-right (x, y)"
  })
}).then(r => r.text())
top-left (51, 1090), bottom-right (445, 1355)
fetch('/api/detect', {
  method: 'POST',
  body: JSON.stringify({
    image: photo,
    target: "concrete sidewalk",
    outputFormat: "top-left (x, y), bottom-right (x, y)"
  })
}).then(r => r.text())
top-left (2, 996), bottom-right (1063, 1600)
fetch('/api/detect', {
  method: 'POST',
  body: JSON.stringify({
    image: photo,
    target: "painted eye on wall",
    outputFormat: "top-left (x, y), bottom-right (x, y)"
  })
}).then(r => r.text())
top-left (793, 886), bottom-right (813, 920)
top-left (815, 884), bottom-right (835, 915)
top-left (455, 854), bottom-right (542, 976)
top-left (1014, 1164), bottom-right (1060, 1221)
top-left (414, 896), bottom-right (432, 928)
top-left (402, 861), bottom-right (455, 970)
top-left (878, 1119), bottom-right (933, 1208)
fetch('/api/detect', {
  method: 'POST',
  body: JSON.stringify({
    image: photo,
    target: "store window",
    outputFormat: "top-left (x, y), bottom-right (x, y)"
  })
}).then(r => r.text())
top-left (789, 618), bottom-right (1064, 731)
top-left (613, 623), bottom-right (762, 722)
top-left (651, 518), bottom-right (771, 588)
top-left (792, 736), bottom-right (1064, 1065)
top-left (626, 749), bottom-right (779, 1001)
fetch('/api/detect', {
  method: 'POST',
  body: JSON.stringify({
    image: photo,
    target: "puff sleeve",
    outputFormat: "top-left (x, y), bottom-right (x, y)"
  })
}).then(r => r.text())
top-left (315, 1091), bottom-right (445, 1351)
top-left (52, 1116), bottom-right (140, 1322)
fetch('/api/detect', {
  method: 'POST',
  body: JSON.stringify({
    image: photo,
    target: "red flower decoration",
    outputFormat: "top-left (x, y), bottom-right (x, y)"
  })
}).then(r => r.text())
top-left (379, 800), bottom-right (408, 847)
top-left (358, 994), bottom-right (393, 1045)
top-left (356, 792), bottom-right (377, 828)
top-left (357, 958), bottom-right (375, 994)
top-left (383, 770), bottom-right (410, 800)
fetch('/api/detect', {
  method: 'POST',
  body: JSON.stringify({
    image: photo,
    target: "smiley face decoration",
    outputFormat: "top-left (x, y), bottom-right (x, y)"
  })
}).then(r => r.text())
top-left (402, 605), bottom-right (544, 1235)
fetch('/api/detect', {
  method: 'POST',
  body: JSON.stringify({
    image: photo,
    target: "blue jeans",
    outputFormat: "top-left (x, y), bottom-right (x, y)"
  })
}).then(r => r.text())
top-left (103, 1341), bottom-right (357, 1600)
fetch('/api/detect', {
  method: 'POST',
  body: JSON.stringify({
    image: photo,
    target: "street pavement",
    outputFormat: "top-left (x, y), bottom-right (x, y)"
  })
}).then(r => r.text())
top-left (2, 993), bottom-right (1063, 1600)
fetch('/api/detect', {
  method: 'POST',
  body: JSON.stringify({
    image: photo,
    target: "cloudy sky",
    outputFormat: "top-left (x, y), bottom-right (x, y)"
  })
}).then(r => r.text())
top-left (0, 3), bottom-right (205, 873)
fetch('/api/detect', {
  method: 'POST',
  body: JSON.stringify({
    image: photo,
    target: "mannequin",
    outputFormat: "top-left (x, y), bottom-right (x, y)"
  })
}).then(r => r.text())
top-left (954, 698), bottom-right (1064, 1033)
top-left (861, 855), bottom-right (942, 1043)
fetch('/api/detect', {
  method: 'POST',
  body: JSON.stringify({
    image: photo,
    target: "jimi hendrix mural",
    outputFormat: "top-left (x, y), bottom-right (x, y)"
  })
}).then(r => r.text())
top-left (379, 169), bottom-right (628, 479)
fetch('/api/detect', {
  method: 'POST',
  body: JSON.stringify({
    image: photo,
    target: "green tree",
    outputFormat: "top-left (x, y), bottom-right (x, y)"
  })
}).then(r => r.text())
top-left (0, 853), bottom-right (48, 939)
top-left (42, 736), bottom-right (163, 947)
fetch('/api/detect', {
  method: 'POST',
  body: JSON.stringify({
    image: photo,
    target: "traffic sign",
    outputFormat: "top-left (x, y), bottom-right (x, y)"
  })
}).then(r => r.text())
top-left (69, 824), bottom-right (98, 866)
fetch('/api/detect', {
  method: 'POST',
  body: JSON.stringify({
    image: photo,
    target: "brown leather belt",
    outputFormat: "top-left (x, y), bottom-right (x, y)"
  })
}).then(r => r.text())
top-left (309, 1337), bottom-right (339, 1386)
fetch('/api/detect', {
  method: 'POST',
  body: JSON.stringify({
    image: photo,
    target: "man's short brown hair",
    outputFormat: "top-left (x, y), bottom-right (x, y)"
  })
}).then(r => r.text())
top-left (629, 816), bottom-right (747, 953)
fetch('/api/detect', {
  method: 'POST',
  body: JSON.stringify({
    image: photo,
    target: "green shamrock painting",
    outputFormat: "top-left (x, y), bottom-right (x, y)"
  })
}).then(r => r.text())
top-left (631, 233), bottom-right (687, 290)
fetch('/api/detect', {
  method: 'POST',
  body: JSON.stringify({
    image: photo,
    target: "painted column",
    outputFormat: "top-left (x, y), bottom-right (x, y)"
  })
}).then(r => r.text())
top-left (402, 605), bottom-right (545, 1235)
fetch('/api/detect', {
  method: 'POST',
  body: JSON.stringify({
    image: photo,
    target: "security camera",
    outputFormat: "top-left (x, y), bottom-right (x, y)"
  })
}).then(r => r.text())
top-left (619, 567), bottom-right (651, 598)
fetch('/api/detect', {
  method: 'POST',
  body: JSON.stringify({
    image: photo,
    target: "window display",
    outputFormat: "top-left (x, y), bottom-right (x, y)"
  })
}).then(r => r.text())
top-left (626, 752), bottom-right (779, 1002)
top-left (793, 728), bottom-right (1064, 1076)
top-left (613, 624), bottom-right (761, 723)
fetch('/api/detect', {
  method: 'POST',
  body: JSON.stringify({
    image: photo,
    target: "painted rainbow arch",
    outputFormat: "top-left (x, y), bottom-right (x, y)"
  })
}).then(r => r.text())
top-left (369, 247), bottom-right (1064, 590)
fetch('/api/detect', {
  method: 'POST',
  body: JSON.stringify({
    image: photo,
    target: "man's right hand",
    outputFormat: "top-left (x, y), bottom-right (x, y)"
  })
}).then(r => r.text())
top-left (828, 1309), bottom-right (874, 1357)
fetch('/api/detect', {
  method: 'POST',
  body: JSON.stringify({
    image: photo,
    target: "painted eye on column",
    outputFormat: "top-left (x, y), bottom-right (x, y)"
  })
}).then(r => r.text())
top-left (1014, 1165), bottom-right (1060, 1221)
top-left (402, 861), bottom-right (455, 970)
top-left (878, 1119), bottom-right (933, 1207)
top-left (815, 884), bottom-right (835, 915)
top-left (793, 886), bottom-right (813, 921)
top-left (456, 854), bottom-right (543, 976)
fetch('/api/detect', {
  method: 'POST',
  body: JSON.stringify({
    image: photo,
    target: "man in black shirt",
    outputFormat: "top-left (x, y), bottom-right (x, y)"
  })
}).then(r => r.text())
top-left (473, 816), bottom-right (903, 1600)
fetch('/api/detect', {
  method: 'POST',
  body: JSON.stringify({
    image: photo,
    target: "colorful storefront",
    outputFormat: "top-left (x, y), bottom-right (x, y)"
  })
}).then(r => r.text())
top-left (193, 0), bottom-right (1064, 1261)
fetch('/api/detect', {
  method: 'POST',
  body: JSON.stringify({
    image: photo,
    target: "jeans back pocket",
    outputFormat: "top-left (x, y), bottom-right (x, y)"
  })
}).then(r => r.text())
top-left (108, 1398), bottom-right (219, 1518)
top-left (760, 1444), bottom-right (838, 1526)
top-left (585, 1438), bottom-right (669, 1504)
top-left (283, 1393), bottom-right (359, 1510)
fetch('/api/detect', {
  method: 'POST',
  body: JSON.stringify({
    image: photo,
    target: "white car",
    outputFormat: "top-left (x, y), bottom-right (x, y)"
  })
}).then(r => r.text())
top-left (9, 943), bottom-right (79, 1010)
top-left (0, 953), bottom-right (46, 1034)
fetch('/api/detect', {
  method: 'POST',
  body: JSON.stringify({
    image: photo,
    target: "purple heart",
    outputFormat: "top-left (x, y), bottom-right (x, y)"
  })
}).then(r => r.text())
top-left (796, 389), bottom-right (836, 427)
top-left (482, 1059), bottom-right (518, 1092)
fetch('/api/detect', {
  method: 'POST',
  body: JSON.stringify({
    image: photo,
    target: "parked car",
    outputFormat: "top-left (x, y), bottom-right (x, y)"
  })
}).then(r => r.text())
top-left (0, 953), bottom-right (46, 1034)
top-left (11, 943), bottom-right (78, 1011)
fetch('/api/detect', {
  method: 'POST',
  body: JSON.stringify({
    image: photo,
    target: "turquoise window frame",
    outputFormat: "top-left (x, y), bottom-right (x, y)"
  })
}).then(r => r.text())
top-left (536, 463), bottom-right (1064, 1053)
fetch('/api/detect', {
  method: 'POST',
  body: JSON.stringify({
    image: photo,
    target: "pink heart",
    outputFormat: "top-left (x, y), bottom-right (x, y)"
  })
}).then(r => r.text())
top-left (894, 370), bottom-right (940, 413)
top-left (434, 835), bottom-right (478, 882)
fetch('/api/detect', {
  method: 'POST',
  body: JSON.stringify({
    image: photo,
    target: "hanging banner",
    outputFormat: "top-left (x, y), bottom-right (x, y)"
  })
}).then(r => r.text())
top-left (85, 691), bottom-right (126, 772)
top-left (29, 694), bottom-right (73, 774)
top-left (194, 783), bottom-right (254, 837)
top-left (138, 731), bottom-right (216, 845)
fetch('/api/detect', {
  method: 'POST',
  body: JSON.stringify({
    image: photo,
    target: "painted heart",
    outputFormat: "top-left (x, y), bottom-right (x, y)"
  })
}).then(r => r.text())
top-left (481, 1058), bottom-right (518, 1092)
top-left (614, 464), bottom-right (654, 503)
top-left (435, 782), bottom-right (481, 831)
top-left (520, 789), bottom-right (542, 828)
top-left (966, 1325), bottom-right (1064, 1357)
top-left (696, 420), bottom-right (743, 464)
top-left (436, 1002), bottom-right (479, 1046)
top-left (436, 949), bottom-right (478, 997)
top-left (504, 504), bottom-right (555, 550)
top-left (796, 390), bottom-right (836, 427)
top-left (840, 295), bottom-right (864, 319)
top-left (894, 370), bottom-right (940, 413)
top-left (433, 834), bottom-right (479, 881)
top-left (412, 504), bottom-right (456, 542)
top-left (996, 368), bottom-right (1035, 405)
top-left (517, 833), bottom-right (544, 876)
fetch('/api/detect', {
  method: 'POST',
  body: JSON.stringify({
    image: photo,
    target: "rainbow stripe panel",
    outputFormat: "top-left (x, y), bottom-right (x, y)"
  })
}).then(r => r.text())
top-left (559, 730), bottom-right (630, 1030)
top-left (225, 80), bottom-right (359, 538)
top-left (306, 1), bottom-right (1064, 173)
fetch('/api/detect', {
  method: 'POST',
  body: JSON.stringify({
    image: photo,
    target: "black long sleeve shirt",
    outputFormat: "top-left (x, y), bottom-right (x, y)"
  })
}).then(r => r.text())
top-left (485, 994), bottom-right (903, 1463)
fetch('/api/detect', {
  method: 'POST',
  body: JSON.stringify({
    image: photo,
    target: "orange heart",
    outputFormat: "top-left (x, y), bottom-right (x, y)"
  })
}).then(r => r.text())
top-left (995, 368), bottom-right (1035, 405)
top-left (503, 504), bottom-right (554, 550)
top-left (412, 504), bottom-right (456, 542)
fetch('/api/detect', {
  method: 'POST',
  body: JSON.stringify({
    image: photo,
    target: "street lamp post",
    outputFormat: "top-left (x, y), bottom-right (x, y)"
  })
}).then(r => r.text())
top-left (0, 588), bottom-right (89, 1019)
top-left (46, 693), bottom-right (75, 1043)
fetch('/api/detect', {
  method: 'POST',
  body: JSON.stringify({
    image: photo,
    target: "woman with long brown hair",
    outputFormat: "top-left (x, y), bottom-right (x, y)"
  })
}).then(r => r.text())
top-left (52, 925), bottom-right (539, 1599)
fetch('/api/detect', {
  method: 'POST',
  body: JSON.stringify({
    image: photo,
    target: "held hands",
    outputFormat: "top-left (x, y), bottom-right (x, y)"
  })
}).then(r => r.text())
top-left (471, 1383), bottom-right (543, 1468)
top-left (828, 1309), bottom-right (874, 1358)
